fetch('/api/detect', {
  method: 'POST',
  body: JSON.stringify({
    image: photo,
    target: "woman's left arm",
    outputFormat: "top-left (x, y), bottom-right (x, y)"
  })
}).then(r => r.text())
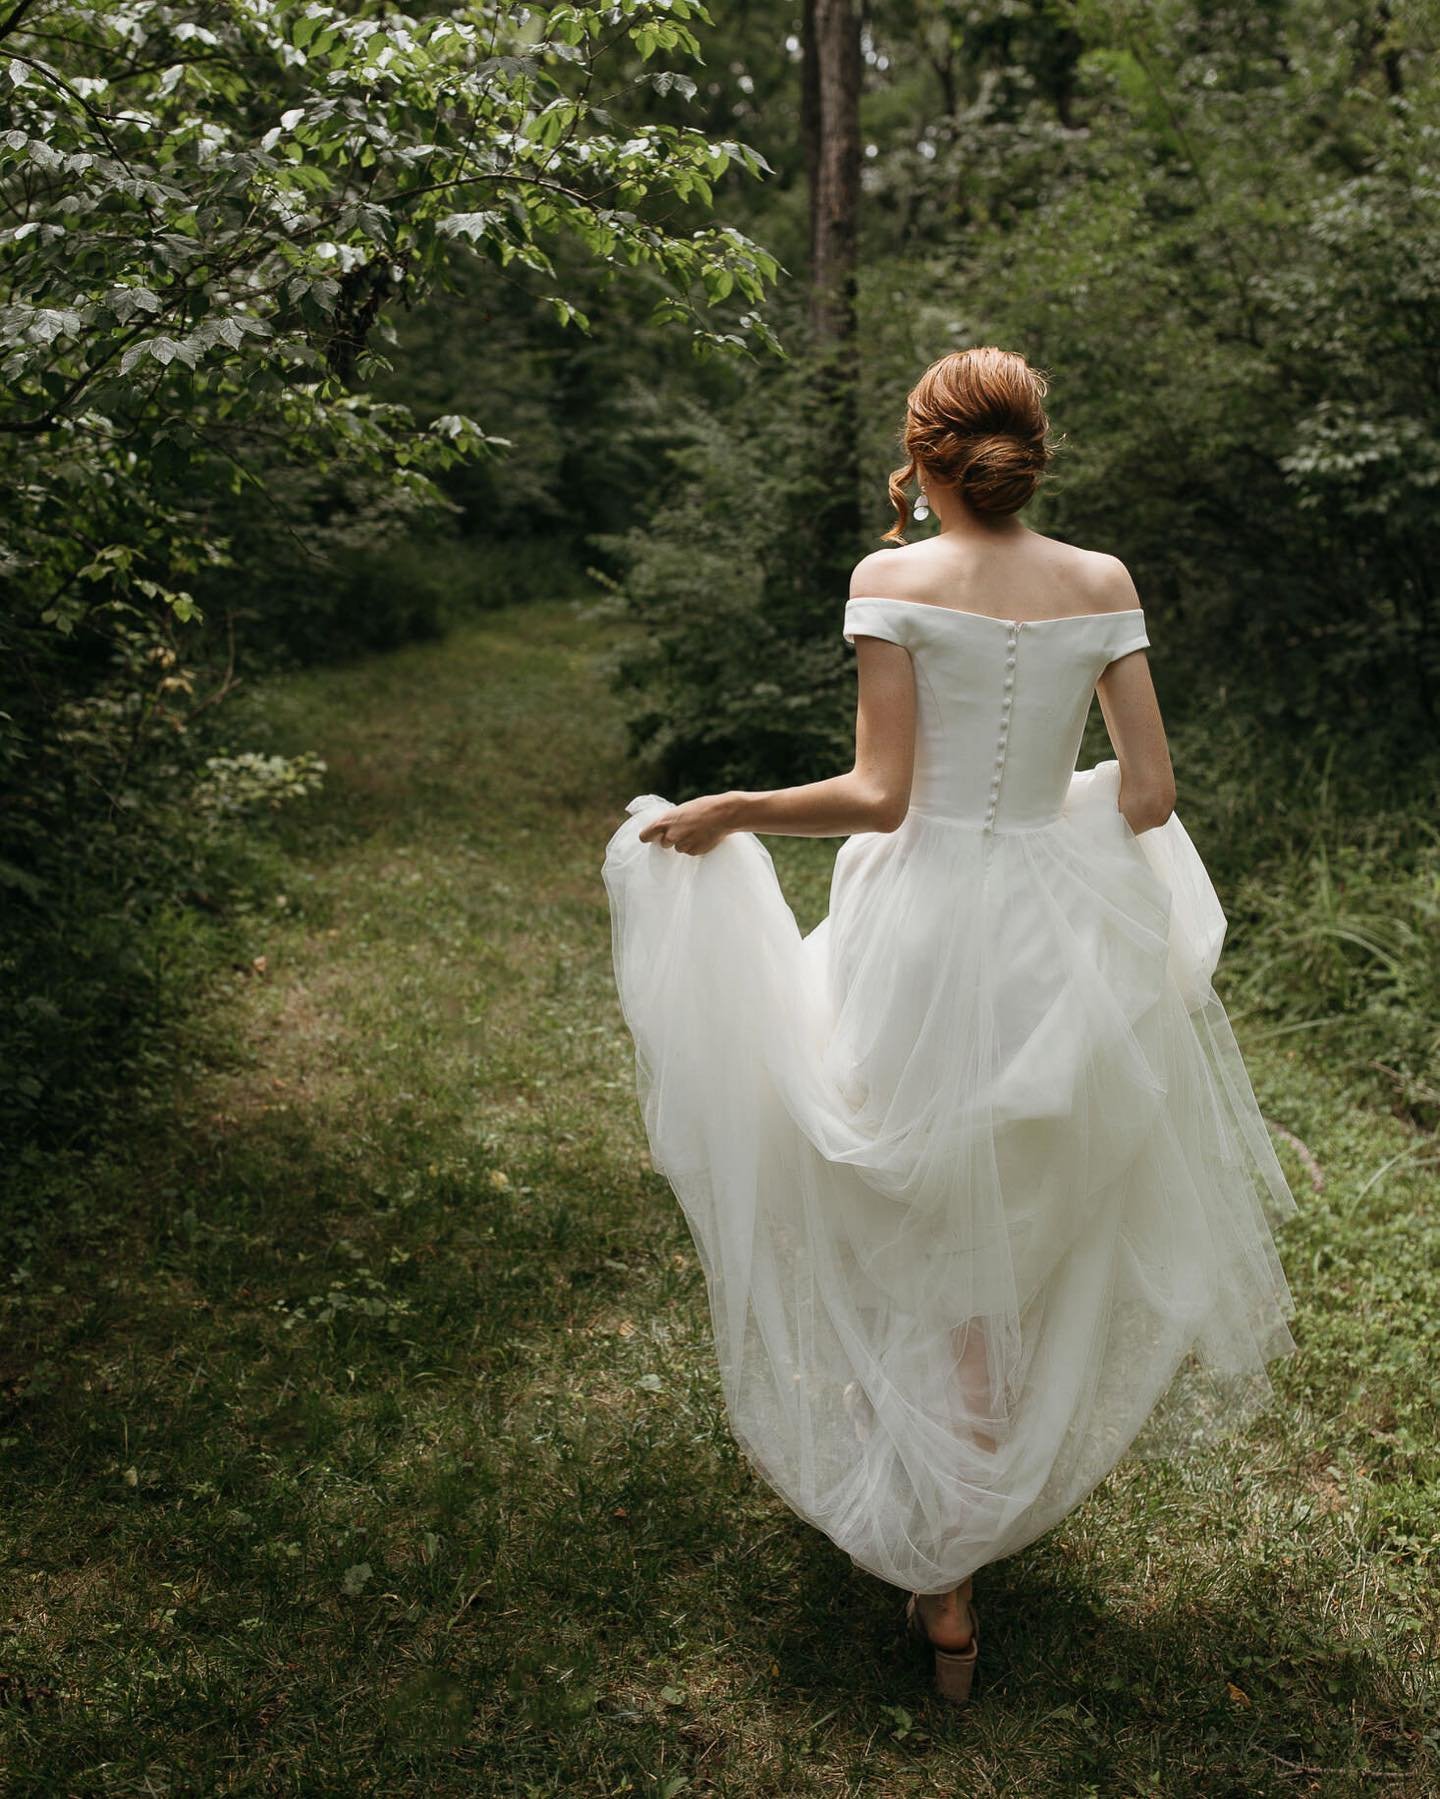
top-left (636, 636), bottom-right (916, 854)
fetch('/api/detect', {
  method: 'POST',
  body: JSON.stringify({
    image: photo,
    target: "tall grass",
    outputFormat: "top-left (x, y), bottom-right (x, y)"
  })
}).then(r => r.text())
top-left (1149, 713), bottom-right (1440, 1129)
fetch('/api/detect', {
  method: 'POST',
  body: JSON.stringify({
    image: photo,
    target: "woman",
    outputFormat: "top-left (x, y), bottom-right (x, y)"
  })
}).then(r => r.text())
top-left (602, 347), bottom-right (1297, 1706)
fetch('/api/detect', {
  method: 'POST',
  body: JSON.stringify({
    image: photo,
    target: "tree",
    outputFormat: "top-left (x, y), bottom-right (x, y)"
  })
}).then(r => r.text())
top-left (0, 0), bottom-right (781, 1138)
top-left (1, 1), bottom-right (779, 628)
top-left (802, 0), bottom-right (863, 567)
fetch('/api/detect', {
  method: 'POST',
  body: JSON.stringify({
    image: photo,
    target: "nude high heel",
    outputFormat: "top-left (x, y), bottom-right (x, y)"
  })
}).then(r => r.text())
top-left (903, 1589), bottom-right (979, 1705)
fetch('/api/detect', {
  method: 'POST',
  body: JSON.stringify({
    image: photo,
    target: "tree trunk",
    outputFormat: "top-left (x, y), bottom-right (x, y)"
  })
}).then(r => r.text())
top-left (802, 0), bottom-right (863, 564)
top-left (806, 0), bottom-right (861, 349)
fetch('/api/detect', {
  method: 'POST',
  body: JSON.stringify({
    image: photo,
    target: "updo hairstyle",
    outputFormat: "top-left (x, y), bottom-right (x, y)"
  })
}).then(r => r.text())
top-left (884, 346), bottom-right (1053, 542)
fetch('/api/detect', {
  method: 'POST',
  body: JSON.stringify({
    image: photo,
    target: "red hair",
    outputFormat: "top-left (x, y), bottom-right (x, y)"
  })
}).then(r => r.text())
top-left (884, 347), bottom-right (1053, 542)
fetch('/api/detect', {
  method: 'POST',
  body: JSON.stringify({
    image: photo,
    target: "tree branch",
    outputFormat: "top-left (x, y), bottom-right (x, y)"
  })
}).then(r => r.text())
top-left (0, 0), bottom-right (46, 44)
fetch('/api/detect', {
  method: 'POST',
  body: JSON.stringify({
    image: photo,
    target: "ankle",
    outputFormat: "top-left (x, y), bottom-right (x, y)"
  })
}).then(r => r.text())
top-left (918, 1582), bottom-right (973, 1620)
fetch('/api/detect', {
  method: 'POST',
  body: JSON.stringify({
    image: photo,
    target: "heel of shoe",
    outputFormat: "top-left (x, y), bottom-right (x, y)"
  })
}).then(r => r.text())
top-left (902, 1592), bottom-right (980, 1706)
top-left (932, 1634), bottom-right (978, 1704)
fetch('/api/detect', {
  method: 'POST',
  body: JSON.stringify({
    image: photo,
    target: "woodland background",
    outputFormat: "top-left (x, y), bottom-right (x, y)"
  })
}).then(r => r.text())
top-left (4, 0), bottom-right (1439, 1148)
top-left (2, 2), bottom-right (1438, 1790)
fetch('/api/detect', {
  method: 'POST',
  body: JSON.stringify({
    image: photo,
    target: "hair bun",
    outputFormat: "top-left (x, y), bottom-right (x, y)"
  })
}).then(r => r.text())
top-left (884, 348), bottom-right (1053, 539)
top-left (956, 429), bottom-right (1048, 516)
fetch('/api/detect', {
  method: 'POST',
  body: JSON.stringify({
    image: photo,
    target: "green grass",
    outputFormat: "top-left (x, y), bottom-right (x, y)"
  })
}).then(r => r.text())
top-left (2, 597), bottom-right (1437, 1795)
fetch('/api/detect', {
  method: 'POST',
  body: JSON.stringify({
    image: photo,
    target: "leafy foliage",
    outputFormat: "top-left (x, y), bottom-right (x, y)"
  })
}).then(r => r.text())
top-left (0, 0), bottom-right (779, 1140)
top-left (609, 0), bottom-right (1440, 787)
top-left (599, 343), bottom-right (869, 794)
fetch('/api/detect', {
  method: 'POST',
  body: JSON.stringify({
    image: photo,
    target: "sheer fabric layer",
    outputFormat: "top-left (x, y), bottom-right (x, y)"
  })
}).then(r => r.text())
top-left (602, 764), bottom-right (1297, 1595)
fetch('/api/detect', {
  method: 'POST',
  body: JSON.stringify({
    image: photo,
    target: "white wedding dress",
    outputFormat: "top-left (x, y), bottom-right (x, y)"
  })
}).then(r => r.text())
top-left (602, 595), bottom-right (1298, 1596)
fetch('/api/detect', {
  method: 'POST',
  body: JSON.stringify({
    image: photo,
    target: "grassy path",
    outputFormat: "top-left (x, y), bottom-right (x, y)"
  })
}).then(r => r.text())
top-left (2, 598), bottom-right (1436, 1794)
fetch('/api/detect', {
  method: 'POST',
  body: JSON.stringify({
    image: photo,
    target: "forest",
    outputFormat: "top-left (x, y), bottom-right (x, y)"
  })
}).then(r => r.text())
top-left (2, 1), bottom-right (1438, 1790)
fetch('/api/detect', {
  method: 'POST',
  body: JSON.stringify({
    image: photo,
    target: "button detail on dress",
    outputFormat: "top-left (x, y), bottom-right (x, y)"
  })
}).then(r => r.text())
top-left (979, 633), bottom-right (1022, 834)
top-left (984, 633), bottom-right (1020, 833)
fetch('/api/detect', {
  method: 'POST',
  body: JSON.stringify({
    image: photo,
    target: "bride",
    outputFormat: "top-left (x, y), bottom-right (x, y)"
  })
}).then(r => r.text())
top-left (602, 347), bottom-right (1297, 1706)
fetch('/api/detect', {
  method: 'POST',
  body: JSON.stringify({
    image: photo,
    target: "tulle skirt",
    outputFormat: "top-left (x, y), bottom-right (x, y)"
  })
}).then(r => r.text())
top-left (602, 760), bottom-right (1298, 1594)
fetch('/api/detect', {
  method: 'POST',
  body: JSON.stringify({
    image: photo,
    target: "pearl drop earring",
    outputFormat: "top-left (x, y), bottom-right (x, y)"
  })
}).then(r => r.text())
top-left (913, 485), bottom-right (931, 523)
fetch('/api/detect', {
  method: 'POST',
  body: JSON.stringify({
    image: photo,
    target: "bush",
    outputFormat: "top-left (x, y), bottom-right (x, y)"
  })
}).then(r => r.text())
top-left (0, 704), bottom-right (321, 1145)
top-left (599, 351), bottom-right (877, 795)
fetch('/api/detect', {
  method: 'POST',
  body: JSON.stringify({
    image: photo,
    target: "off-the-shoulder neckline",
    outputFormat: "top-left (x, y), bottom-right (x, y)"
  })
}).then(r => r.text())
top-left (848, 596), bottom-right (1145, 628)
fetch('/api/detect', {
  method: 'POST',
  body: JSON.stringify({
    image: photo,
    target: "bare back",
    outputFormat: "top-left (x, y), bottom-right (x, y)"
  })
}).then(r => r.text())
top-left (850, 525), bottom-right (1139, 623)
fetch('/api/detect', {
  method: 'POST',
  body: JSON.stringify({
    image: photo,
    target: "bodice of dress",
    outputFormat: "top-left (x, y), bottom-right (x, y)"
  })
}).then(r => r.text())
top-left (843, 596), bottom-right (1150, 832)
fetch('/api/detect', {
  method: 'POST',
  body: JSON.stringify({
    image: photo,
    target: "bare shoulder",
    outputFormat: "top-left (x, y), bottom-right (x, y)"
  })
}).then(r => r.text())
top-left (848, 541), bottom-right (940, 601)
top-left (1069, 545), bottom-right (1141, 613)
top-left (1021, 531), bottom-right (1140, 613)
